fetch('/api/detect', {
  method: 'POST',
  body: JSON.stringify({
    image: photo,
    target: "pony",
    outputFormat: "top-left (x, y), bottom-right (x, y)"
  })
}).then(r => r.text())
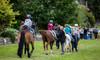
top-left (17, 21), bottom-right (38, 58)
top-left (64, 34), bottom-right (80, 53)
top-left (64, 34), bottom-right (71, 52)
top-left (39, 30), bottom-right (57, 55)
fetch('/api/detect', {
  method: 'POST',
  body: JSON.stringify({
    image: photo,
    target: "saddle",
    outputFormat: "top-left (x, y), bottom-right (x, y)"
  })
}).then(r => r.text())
top-left (48, 30), bottom-right (55, 38)
top-left (22, 25), bottom-right (33, 34)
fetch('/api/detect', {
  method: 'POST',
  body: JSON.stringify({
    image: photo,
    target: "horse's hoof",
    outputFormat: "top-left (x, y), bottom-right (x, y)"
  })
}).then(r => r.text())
top-left (20, 56), bottom-right (22, 58)
top-left (28, 55), bottom-right (31, 58)
top-left (28, 56), bottom-right (30, 58)
top-left (29, 53), bottom-right (32, 56)
top-left (45, 53), bottom-right (48, 55)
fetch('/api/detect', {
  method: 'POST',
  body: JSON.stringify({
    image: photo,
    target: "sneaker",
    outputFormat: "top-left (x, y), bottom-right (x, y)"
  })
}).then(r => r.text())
top-left (61, 52), bottom-right (64, 55)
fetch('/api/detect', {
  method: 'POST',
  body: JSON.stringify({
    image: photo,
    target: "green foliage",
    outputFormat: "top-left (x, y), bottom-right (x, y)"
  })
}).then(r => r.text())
top-left (10, 0), bottom-right (78, 29)
top-left (0, 0), bottom-right (20, 31)
top-left (0, 28), bottom-right (18, 43)
top-left (83, 0), bottom-right (100, 21)
top-left (11, 19), bottom-right (21, 30)
top-left (85, 11), bottom-right (95, 27)
top-left (75, 5), bottom-right (87, 27)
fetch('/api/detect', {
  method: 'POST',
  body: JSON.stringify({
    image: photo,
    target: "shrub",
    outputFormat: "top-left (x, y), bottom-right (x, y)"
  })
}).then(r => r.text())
top-left (0, 28), bottom-right (18, 43)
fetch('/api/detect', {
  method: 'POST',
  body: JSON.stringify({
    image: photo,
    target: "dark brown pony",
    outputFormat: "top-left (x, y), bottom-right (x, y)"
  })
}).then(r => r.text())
top-left (39, 30), bottom-right (57, 55)
top-left (17, 22), bottom-right (38, 58)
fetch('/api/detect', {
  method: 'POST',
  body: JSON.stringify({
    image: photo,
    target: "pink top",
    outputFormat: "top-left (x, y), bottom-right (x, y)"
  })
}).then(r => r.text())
top-left (47, 23), bottom-right (54, 30)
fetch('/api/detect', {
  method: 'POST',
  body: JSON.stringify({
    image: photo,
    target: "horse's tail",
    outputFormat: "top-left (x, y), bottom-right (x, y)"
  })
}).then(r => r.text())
top-left (17, 31), bottom-right (25, 58)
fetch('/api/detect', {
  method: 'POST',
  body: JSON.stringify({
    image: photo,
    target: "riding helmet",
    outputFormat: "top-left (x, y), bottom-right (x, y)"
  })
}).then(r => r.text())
top-left (65, 24), bottom-right (69, 27)
top-left (26, 14), bottom-right (31, 18)
top-left (49, 20), bottom-right (53, 23)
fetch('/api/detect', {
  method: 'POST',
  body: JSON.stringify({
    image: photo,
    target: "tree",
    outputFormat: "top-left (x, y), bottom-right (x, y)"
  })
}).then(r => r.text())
top-left (83, 0), bottom-right (100, 22)
top-left (84, 10), bottom-right (95, 27)
top-left (11, 0), bottom-right (78, 29)
top-left (75, 6), bottom-right (87, 27)
top-left (0, 0), bottom-right (19, 31)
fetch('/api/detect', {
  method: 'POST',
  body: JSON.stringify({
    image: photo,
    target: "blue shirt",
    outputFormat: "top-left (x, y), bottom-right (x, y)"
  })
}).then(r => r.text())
top-left (65, 27), bottom-right (70, 34)
top-left (94, 28), bottom-right (98, 33)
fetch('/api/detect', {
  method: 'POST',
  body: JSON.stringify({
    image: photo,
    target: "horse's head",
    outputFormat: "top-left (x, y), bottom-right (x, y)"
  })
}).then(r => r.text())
top-left (31, 21), bottom-right (38, 34)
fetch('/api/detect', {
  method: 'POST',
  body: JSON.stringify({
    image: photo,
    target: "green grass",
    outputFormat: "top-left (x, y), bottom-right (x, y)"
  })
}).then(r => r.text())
top-left (0, 39), bottom-right (100, 60)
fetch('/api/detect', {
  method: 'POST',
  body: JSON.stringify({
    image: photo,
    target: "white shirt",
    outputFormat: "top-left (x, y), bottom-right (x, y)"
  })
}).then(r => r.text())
top-left (73, 27), bottom-right (78, 34)
top-left (24, 19), bottom-right (32, 27)
top-left (89, 28), bottom-right (93, 32)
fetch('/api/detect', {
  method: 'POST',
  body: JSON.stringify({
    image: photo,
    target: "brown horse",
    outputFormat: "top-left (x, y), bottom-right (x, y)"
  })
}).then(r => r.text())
top-left (39, 30), bottom-right (57, 55)
top-left (17, 22), bottom-right (38, 58)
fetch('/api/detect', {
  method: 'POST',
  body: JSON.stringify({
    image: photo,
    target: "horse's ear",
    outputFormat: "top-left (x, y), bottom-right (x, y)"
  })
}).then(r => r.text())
top-left (35, 22), bottom-right (38, 26)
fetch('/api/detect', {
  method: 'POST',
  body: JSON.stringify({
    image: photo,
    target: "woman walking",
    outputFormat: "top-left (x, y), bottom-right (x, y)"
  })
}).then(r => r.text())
top-left (58, 26), bottom-right (66, 55)
top-left (71, 29), bottom-right (78, 52)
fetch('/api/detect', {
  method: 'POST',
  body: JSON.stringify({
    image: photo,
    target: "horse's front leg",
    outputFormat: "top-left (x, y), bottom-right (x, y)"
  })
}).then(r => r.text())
top-left (46, 41), bottom-right (50, 55)
top-left (69, 42), bottom-right (71, 52)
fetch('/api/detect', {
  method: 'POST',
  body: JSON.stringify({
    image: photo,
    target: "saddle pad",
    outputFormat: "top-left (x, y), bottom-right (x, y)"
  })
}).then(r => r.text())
top-left (48, 30), bottom-right (54, 37)
top-left (30, 30), bottom-right (33, 34)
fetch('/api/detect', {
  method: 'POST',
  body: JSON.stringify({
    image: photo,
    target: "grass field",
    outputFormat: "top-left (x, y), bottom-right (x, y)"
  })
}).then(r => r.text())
top-left (0, 39), bottom-right (100, 60)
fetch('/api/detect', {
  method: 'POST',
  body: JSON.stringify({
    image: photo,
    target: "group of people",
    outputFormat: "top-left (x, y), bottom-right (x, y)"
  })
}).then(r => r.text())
top-left (47, 20), bottom-right (79, 55)
top-left (79, 26), bottom-right (98, 40)
top-left (19, 15), bottom-right (98, 55)
top-left (47, 20), bottom-right (99, 55)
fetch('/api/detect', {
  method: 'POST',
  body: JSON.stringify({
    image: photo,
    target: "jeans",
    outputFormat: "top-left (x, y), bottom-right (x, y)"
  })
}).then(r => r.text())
top-left (71, 42), bottom-right (78, 52)
top-left (94, 32), bottom-right (98, 39)
top-left (61, 42), bottom-right (64, 53)
top-left (29, 27), bottom-right (35, 36)
top-left (56, 40), bottom-right (59, 49)
top-left (84, 33), bottom-right (87, 39)
top-left (68, 33), bottom-right (73, 39)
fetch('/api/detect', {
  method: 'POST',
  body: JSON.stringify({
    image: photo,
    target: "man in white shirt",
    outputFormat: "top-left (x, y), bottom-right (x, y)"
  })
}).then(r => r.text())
top-left (89, 26), bottom-right (93, 39)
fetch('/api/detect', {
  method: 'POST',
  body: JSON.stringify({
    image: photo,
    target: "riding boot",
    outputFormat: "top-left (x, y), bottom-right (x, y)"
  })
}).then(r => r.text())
top-left (33, 34), bottom-right (36, 38)
top-left (33, 35), bottom-right (36, 38)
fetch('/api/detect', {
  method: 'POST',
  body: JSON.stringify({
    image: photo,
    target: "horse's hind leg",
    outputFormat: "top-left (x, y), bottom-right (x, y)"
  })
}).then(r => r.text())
top-left (27, 44), bottom-right (30, 58)
top-left (30, 41), bottom-right (34, 56)
top-left (43, 41), bottom-right (46, 54)
top-left (50, 42), bottom-right (54, 55)
top-left (46, 41), bottom-right (50, 55)
top-left (24, 43), bottom-right (27, 55)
